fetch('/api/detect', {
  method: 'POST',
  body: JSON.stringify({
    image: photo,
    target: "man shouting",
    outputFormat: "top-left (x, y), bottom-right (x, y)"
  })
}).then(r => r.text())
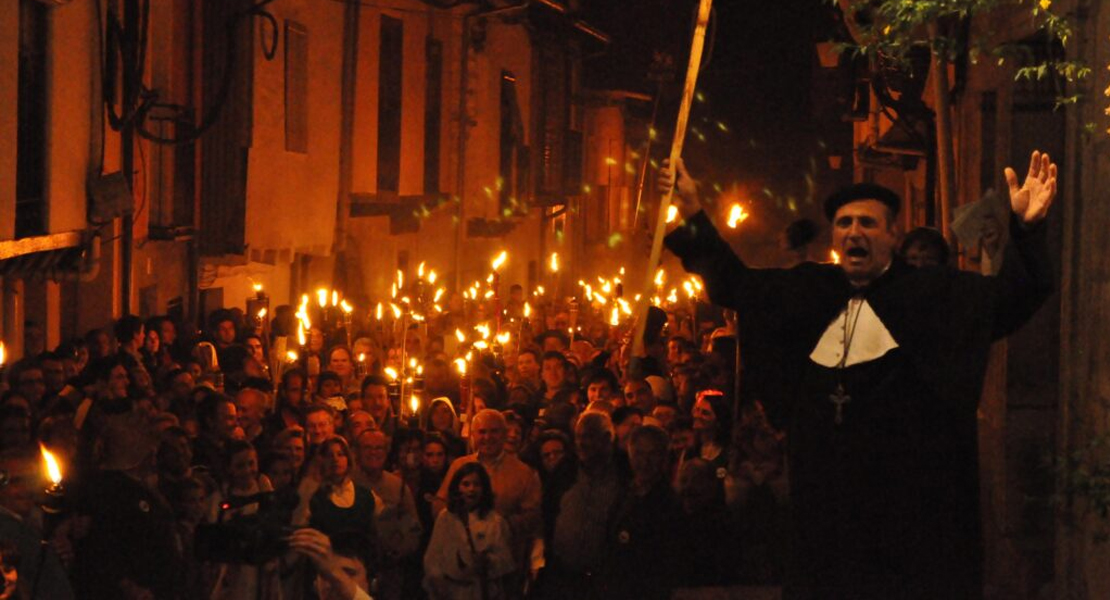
top-left (659, 152), bottom-right (1057, 599)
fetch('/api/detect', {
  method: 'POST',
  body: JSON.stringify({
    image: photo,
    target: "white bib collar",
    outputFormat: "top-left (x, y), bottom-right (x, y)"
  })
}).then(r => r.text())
top-left (809, 298), bottom-right (899, 368)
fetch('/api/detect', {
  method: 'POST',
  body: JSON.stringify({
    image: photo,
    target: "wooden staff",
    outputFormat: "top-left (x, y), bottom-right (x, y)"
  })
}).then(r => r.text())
top-left (631, 0), bottom-right (714, 358)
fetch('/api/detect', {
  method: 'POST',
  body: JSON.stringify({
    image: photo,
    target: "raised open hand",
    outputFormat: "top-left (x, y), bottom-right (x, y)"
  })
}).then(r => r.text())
top-left (1005, 150), bottom-right (1058, 225)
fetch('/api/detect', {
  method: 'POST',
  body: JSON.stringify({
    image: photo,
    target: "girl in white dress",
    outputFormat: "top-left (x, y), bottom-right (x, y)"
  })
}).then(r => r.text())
top-left (423, 462), bottom-right (515, 600)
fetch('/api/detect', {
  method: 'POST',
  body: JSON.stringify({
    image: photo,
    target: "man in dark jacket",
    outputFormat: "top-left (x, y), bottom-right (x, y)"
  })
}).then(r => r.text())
top-left (659, 151), bottom-right (1057, 599)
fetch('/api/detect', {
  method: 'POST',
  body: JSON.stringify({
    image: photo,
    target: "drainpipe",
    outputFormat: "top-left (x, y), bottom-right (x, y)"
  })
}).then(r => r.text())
top-left (332, 0), bottom-right (361, 290)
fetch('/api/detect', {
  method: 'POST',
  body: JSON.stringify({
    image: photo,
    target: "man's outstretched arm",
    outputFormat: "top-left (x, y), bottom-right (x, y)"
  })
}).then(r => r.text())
top-left (991, 150), bottom-right (1058, 338)
top-left (659, 159), bottom-right (801, 315)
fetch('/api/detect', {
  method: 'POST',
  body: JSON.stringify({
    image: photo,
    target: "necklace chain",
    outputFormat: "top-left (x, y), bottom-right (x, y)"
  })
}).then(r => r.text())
top-left (836, 297), bottom-right (865, 371)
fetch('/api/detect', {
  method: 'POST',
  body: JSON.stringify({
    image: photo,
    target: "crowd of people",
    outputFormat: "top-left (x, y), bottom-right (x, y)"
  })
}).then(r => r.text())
top-left (0, 280), bottom-right (796, 599)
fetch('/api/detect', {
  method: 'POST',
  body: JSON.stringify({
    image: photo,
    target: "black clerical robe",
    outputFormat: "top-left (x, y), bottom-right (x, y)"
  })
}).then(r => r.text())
top-left (665, 211), bottom-right (1052, 600)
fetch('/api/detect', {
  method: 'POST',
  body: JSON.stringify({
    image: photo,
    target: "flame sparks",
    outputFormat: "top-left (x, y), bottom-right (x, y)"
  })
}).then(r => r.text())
top-left (40, 445), bottom-right (62, 486)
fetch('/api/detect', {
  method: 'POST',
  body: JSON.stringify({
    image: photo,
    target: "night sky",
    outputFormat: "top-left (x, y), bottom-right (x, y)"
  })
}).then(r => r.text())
top-left (583, 0), bottom-right (843, 263)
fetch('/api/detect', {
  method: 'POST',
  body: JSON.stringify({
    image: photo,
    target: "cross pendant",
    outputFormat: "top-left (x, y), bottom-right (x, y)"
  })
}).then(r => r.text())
top-left (829, 384), bottom-right (850, 425)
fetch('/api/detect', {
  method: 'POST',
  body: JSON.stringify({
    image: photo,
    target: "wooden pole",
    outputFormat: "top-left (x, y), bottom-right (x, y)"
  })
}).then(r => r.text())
top-left (631, 0), bottom-right (714, 358)
top-left (929, 22), bottom-right (955, 240)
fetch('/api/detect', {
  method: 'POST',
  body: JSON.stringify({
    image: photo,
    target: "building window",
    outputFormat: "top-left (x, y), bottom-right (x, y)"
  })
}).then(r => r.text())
top-left (16, 0), bottom-right (48, 238)
top-left (424, 39), bottom-right (443, 196)
top-left (377, 15), bottom-right (403, 196)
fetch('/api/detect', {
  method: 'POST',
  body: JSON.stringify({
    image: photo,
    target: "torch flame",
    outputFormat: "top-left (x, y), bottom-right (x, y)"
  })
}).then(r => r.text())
top-left (340, 300), bottom-right (353, 314)
top-left (610, 306), bottom-right (620, 327)
top-left (397, 270), bottom-right (404, 290)
top-left (476, 324), bottom-right (491, 340)
top-left (286, 350), bottom-right (299, 362)
top-left (40, 445), bottom-right (62, 486)
top-left (454, 358), bottom-right (467, 376)
top-left (410, 395), bottom-right (419, 415)
top-left (535, 285), bottom-right (545, 296)
top-left (491, 251), bottom-right (508, 272)
top-left (434, 288), bottom-right (445, 303)
top-left (428, 270), bottom-right (438, 284)
top-left (666, 205), bottom-right (678, 224)
top-left (409, 357), bottom-right (418, 369)
top-left (298, 323), bottom-right (307, 346)
top-left (0, 342), bottom-right (6, 366)
top-left (375, 303), bottom-right (383, 320)
top-left (384, 367), bottom-right (399, 381)
top-left (418, 261), bottom-right (426, 278)
top-left (390, 304), bottom-right (402, 319)
top-left (830, 250), bottom-right (841, 265)
top-left (496, 332), bottom-right (511, 345)
top-left (358, 353), bottom-right (366, 362)
top-left (391, 283), bottom-right (397, 299)
top-left (252, 282), bottom-right (263, 293)
top-left (317, 289), bottom-right (328, 308)
top-left (523, 302), bottom-right (532, 318)
top-left (331, 291), bottom-right (339, 307)
top-left (455, 329), bottom-right (467, 343)
top-left (654, 268), bottom-right (665, 287)
top-left (727, 204), bottom-right (750, 228)
top-left (549, 252), bottom-right (560, 273)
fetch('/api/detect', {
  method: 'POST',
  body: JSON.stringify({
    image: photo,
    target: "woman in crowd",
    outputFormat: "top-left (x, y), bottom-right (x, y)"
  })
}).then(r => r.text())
top-left (424, 397), bottom-right (467, 460)
top-left (681, 389), bottom-right (733, 476)
top-left (297, 436), bottom-right (377, 546)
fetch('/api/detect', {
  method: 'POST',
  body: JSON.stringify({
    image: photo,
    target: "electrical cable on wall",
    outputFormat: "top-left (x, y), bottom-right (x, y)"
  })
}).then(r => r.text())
top-left (100, 0), bottom-right (280, 147)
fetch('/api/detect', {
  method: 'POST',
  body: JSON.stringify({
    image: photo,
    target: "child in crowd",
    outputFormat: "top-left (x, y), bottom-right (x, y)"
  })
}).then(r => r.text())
top-left (423, 462), bottom-right (514, 600)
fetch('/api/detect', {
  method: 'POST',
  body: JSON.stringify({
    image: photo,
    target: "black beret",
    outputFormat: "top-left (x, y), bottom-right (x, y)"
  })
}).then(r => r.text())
top-left (823, 183), bottom-right (902, 220)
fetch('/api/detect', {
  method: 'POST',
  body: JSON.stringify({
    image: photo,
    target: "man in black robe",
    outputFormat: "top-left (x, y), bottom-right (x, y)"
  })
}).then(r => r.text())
top-left (659, 151), bottom-right (1057, 599)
